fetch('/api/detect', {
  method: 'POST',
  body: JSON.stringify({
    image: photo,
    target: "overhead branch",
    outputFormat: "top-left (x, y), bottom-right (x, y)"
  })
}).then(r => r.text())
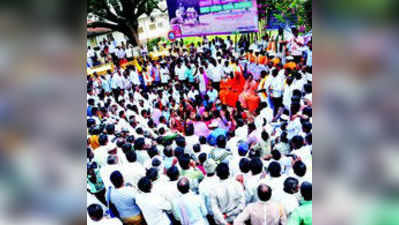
top-left (87, 21), bottom-right (122, 31)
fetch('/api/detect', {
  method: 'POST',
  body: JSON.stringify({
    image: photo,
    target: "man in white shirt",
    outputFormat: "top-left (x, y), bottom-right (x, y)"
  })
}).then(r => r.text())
top-left (110, 72), bottom-right (123, 99)
top-left (173, 177), bottom-right (209, 225)
top-left (129, 66), bottom-right (141, 87)
top-left (288, 28), bottom-right (305, 63)
top-left (223, 60), bottom-right (233, 78)
top-left (245, 158), bottom-right (264, 203)
top-left (207, 86), bottom-right (218, 103)
top-left (160, 63), bottom-right (170, 86)
top-left (94, 135), bottom-right (122, 168)
top-left (100, 155), bottom-right (124, 189)
top-left (199, 159), bottom-right (219, 216)
top-left (135, 177), bottom-right (172, 225)
top-left (175, 61), bottom-right (186, 82)
top-left (210, 163), bottom-right (245, 225)
top-left (271, 177), bottom-right (300, 216)
top-left (259, 161), bottom-right (287, 195)
top-left (268, 68), bottom-right (284, 116)
top-left (161, 166), bottom-right (182, 206)
top-left (119, 151), bottom-right (145, 190)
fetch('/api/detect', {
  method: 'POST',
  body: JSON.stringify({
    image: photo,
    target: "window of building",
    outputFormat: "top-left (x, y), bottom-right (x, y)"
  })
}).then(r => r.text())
top-left (157, 22), bottom-right (163, 28)
top-left (149, 24), bottom-right (156, 30)
top-left (138, 27), bottom-right (144, 33)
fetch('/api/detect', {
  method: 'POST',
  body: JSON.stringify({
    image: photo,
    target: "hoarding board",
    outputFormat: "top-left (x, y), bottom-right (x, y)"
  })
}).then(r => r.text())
top-left (166, 0), bottom-right (259, 37)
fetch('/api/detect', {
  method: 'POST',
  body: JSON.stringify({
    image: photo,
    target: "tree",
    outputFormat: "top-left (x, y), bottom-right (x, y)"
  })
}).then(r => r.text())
top-left (88, 0), bottom-right (167, 46)
top-left (257, 0), bottom-right (312, 31)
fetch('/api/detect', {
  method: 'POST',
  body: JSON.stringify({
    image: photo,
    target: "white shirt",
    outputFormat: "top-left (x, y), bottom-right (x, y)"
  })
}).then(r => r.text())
top-left (199, 176), bottom-right (219, 215)
top-left (99, 164), bottom-right (123, 189)
top-left (245, 173), bottom-right (263, 203)
top-left (176, 65), bottom-right (186, 81)
top-left (93, 145), bottom-right (114, 168)
top-left (206, 64), bottom-right (216, 82)
top-left (210, 178), bottom-right (246, 224)
top-left (223, 65), bottom-right (233, 78)
top-left (136, 192), bottom-right (172, 225)
top-left (160, 67), bottom-right (170, 83)
top-left (119, 162), bottom-right (146, 189)
top-left (286, 117), bottom-right (302, 139)
top-left (234, 126), bottom-right (248, 140)
top-left (159, 180), bottom-right (181, 205)
top-left (117, 49), bottom-right (126, 59)
top-left (111, 75), bottom-right (123, 89)
top-left (173, 192), bottom-right (209, 225)
top-left (87, 217), bottom-right (122, 225)
top-left (212, 65), bottom-right (223, 82)
top-left (88, 49), bottom-right (96, 58)
top-left (109, 44), bottom-right (116, 54)
top-left (198, 72), bottom-right (207, 93)
top-left (283, 84), bottom-right (295, 108)
top-left (259, 175), bottom-right (287, 195)
top-left (271, 191), bottom-right (299, 216)
top-left (306, 48), bottom-right (312, 66)
top-left (126, 47), bottom-right (133, 58)
top-left (289, 36), bottom-right (304, 56)
top-left (268, 75), bottom-right (284, 98)
top-left (130, 70), bottom-right (141, 86)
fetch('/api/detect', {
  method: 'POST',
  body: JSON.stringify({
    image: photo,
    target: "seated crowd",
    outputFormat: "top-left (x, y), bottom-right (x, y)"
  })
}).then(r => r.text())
top-left (87, 30), bottom-right (312, 225)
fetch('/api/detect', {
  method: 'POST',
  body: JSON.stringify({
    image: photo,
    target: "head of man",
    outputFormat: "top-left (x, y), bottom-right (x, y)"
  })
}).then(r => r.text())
top-left (268, 161), bottom-right (281, 177)
top-left (178, 154), bottom-right (191, 170)
top-left (167, 166), bottom-right (180, 181)
top-left (110, 170), bottom-right (124, 188)
top-left (250, 158), bottom-right (263, 175)
top-left (257, 184), bottom-right (272, 202)
top-left (146, 167), bottom-right (159, 182)
top-left (301, 182), bottom-right (312, 201)
top-left (216, 162), bottom-right (230, 180)
top-left (87, 204), bottom-right (103, 222)
top-left (216, 135), bottom-right (226, 149)
top-left (284, 177), bottom-right (299, 194)
top-left (239, 158), bottom-right (250, 174)
top-left (138, 177), bottom-right (152, 193)
top-left (177, 177), bottom-right (190, 194)
top-left (293, 161), bottom-right (307, 177)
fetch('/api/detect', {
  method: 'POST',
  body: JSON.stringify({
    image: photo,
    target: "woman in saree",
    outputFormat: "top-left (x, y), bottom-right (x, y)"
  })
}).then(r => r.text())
top-left (226, 60), bottom-right (245, 107)
top-left (198, 67), bottom-right (209, 97)
top-left (219, 72), bottom-right (232, 105)
top-left (238, 74), bottom-right (260, 112)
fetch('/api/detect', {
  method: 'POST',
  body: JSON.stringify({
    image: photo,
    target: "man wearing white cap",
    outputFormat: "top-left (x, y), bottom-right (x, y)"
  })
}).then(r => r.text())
top-left (199, 159), bottom-right (219, 220)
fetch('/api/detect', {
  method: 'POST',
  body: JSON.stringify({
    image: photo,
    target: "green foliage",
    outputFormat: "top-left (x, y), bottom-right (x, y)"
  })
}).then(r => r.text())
top-left (147, 37), bottom-right (166, 52)
top-left (257, 0), bottom-right (311, 30)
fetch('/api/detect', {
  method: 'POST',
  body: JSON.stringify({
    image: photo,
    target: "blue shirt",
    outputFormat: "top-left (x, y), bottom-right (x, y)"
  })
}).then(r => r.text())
top-left (107, 186), bottom-right (141, 219)
top-left (185, 67), bottom-right (194, 83)
top-left (207, 128), bottom-right (227, 146)
top-left (87, 106), bottom-right (93, 117)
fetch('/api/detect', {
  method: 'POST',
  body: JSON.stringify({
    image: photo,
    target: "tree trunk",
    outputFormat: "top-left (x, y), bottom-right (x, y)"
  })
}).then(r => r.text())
top-left (115, 22), bottom-right (140, 47)
top-left (131, 29), bottom-right (140, 47)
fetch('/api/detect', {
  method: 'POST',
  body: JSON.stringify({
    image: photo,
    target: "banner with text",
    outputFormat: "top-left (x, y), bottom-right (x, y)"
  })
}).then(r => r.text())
top-left (166, 0), bottom-right (259, 37)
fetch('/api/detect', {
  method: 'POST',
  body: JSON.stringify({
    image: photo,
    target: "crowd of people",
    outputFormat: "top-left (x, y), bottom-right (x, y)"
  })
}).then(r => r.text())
top-left (87, 28), bottom-right (312, 225)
